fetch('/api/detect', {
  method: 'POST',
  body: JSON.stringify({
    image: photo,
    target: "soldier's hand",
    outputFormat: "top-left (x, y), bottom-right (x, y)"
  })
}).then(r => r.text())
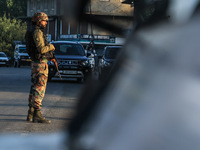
top-left (51, 44), bottom-right (55, 51)
top-left (50, 58), bottom-right (56, 64)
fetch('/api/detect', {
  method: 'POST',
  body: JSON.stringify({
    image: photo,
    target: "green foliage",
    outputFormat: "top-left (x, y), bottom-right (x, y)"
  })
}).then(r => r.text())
top-left (0, 0), bottom-right (27, 18)
top-left (0, 15), bottom-right (27, 57)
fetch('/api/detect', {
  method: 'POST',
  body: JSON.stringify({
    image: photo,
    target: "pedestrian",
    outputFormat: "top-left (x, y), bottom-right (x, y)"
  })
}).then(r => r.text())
top-left (25, 12), bottom-right (56, 124)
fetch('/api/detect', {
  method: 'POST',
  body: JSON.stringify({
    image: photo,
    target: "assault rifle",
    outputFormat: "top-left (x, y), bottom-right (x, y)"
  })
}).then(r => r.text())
top-left (52, 54), bottom-right (62, 80)
top-left (44, 34), bottom-right (62, 80)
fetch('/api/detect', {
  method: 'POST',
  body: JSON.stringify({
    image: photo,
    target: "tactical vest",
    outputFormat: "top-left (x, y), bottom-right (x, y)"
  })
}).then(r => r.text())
top-left (25, 27), bottom-right (53, 61)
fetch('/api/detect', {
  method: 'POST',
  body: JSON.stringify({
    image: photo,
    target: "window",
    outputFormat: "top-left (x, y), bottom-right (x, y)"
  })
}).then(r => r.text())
top-left (30, 0), bottom-right (33, 8)
top-left (54, 43), bottom-right (85, 56)
top-left (19, 47), bottom-right (27, 53)
top-left (105, 47), bottom-right (122, 59)
top-left (36, 0), bottom-right (40, 10)
top-left (0, 53), bottom-right (6, 57)
top-left (44, 0), bottom-right (48, 9)
top-left (51, 0), bottom-right (54, 9)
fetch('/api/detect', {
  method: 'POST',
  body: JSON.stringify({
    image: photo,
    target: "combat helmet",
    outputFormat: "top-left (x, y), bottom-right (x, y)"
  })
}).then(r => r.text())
top-left (32, 12), bottom-right (48, 23)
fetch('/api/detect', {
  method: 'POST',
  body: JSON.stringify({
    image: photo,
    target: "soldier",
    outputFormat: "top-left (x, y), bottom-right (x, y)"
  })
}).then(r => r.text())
top-left (25, 12), bottom-right (56, 124)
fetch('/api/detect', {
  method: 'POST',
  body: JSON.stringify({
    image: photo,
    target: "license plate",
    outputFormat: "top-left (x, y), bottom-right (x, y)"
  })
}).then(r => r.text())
top-left (26, 59), bottom-right (31, 61)
top-left (0, 62), bottom-right (6, 64)
top-left (21, 59), bottom-right (31, 61)
top-left (63, 70), bottom-right (77, 74)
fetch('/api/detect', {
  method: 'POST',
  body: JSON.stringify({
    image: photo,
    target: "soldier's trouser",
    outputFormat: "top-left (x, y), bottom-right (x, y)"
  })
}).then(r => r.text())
top-left (28, 60), bottom-right (48, 110)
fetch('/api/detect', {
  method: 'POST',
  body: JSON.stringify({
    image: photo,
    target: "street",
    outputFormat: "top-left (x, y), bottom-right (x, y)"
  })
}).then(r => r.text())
top-left (0, 66), bottom-right (84, 134)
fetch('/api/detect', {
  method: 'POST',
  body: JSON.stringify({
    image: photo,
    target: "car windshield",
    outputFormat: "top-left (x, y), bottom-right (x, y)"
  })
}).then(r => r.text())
top-left (105, 47), bottom-right (121, 59)
top-left (0, 53), bottom-right (6, 57)
top-left (53, 43), bottom-right (85, 56)
top-left (19, 47), bottom-right (27, 53)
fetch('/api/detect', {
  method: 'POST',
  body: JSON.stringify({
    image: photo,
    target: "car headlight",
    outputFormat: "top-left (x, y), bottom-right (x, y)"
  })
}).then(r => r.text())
top-left (81, 60), bottom-right (89, 66)
top-left (104, 61), bottom-right (110, 66)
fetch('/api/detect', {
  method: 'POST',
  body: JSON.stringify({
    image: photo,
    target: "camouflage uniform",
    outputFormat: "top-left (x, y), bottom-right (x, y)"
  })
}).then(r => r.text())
top-left (28, 26), bottom-right (54, 110)
top-left (26, 12), bottom-right (55, 123)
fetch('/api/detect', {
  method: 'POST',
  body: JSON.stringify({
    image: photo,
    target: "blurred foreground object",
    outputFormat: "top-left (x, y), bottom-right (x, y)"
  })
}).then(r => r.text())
top-left (1, 0), bottom-right (200, 150)
top-left (68, 0), bottom-right (200, 150)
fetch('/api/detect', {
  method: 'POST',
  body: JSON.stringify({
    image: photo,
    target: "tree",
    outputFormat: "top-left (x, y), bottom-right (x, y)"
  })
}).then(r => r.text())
top-left (0, 0), bottom-right (27, 18)
top-left (0, 15), bottom-right (27, 57)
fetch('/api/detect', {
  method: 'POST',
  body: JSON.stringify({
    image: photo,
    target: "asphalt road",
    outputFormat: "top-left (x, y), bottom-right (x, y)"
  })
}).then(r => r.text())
top-left (0, 66), bottom-right (84, 134)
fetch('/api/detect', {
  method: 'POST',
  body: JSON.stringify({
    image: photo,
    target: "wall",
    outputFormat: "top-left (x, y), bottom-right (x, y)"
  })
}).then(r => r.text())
top-left (88, 0), bottom-right (133, 16)
top-left (27, 0), bottom-right (57, 17)
top-left (26, 0), bottom-right (134, 40)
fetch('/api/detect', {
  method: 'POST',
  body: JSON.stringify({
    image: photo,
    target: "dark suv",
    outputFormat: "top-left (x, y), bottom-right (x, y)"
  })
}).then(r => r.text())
top-left (48, 41), bottom-right (92, 82)
top-left (99, 46), bottom-right (122, 79)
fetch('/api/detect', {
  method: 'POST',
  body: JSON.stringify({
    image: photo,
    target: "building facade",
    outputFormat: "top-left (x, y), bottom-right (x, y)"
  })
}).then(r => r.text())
top-left (27, 0), bottom-right (134, 41)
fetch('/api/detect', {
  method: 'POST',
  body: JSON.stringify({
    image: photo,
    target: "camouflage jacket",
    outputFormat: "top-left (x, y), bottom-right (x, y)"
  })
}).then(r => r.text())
top-left (33, 26), bottom-right (54, 55)
top-left (25, 26), bottom-right (54, 61)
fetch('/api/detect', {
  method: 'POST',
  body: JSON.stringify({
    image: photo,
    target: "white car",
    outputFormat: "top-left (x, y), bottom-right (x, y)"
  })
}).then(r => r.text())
top-left (13, 44), bottom-right (31, 68)
top-left (0, 52), bottom-right (9, 67)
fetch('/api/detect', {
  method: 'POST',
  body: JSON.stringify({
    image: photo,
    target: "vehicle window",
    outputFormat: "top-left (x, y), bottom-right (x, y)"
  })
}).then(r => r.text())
top-left (19, 47), bottom-right (27, 53)
top-left (0, 53), bottom-right (6, 57)
top-left (105, 48), bottom-right (121, 59)
top-left (53, 43), bottom-right (85, 56)
top-left (95, 49), bottom-right (104, 57)
top-left (95, 45), bottom-right (106, 57)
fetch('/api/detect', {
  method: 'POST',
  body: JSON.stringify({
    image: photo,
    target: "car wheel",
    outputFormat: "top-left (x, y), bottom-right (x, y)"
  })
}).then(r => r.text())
top-left (77, 78), bottom-right (83, 83)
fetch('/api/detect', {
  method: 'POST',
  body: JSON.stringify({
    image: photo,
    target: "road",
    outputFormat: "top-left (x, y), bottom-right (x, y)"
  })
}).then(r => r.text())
top-left (0, 66), bottom-right (84, 134)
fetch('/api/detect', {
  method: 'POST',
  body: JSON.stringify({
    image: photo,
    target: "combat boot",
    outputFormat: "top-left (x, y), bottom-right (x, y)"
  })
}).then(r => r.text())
top-left (26, 107), bottom-right (34, 122)
top-left (33, 109), bottom-right (51, 124)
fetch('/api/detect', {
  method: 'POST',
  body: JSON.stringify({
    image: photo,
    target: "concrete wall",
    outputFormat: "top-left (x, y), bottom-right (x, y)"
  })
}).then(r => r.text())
top-left (27, 0), bottom-right (58, 17)
top-left (87, 0), bottom-right (134, 16)
top-left (26, 0), bottom-right (134, 40)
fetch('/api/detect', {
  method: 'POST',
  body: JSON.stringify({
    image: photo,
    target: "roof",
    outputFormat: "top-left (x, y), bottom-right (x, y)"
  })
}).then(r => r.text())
top-left (15, 44), bottom-right (26, 47)
top-left (105, 46), bottom-right (123, 48)
top-left (51, 41), bottom-right (81, 45)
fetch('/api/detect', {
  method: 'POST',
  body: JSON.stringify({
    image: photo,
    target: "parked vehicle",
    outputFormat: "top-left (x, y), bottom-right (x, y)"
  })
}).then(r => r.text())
top-left (14, 45), bottom-right (31, 68)
top-left (99, 46), bottom-right (122, 79)
top-left (48, 41), bottom-right (92, 82)
top-left (0, 52), bottom-right (9, 67)
top-left (59, 34), bottom-right (125, 74)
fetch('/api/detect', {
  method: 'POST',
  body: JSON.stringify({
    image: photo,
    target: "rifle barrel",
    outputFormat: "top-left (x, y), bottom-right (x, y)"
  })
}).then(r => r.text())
top-left (56, 66), bottom-right (62, 80)
top-left (53, 55), bottom-right (62, 80)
